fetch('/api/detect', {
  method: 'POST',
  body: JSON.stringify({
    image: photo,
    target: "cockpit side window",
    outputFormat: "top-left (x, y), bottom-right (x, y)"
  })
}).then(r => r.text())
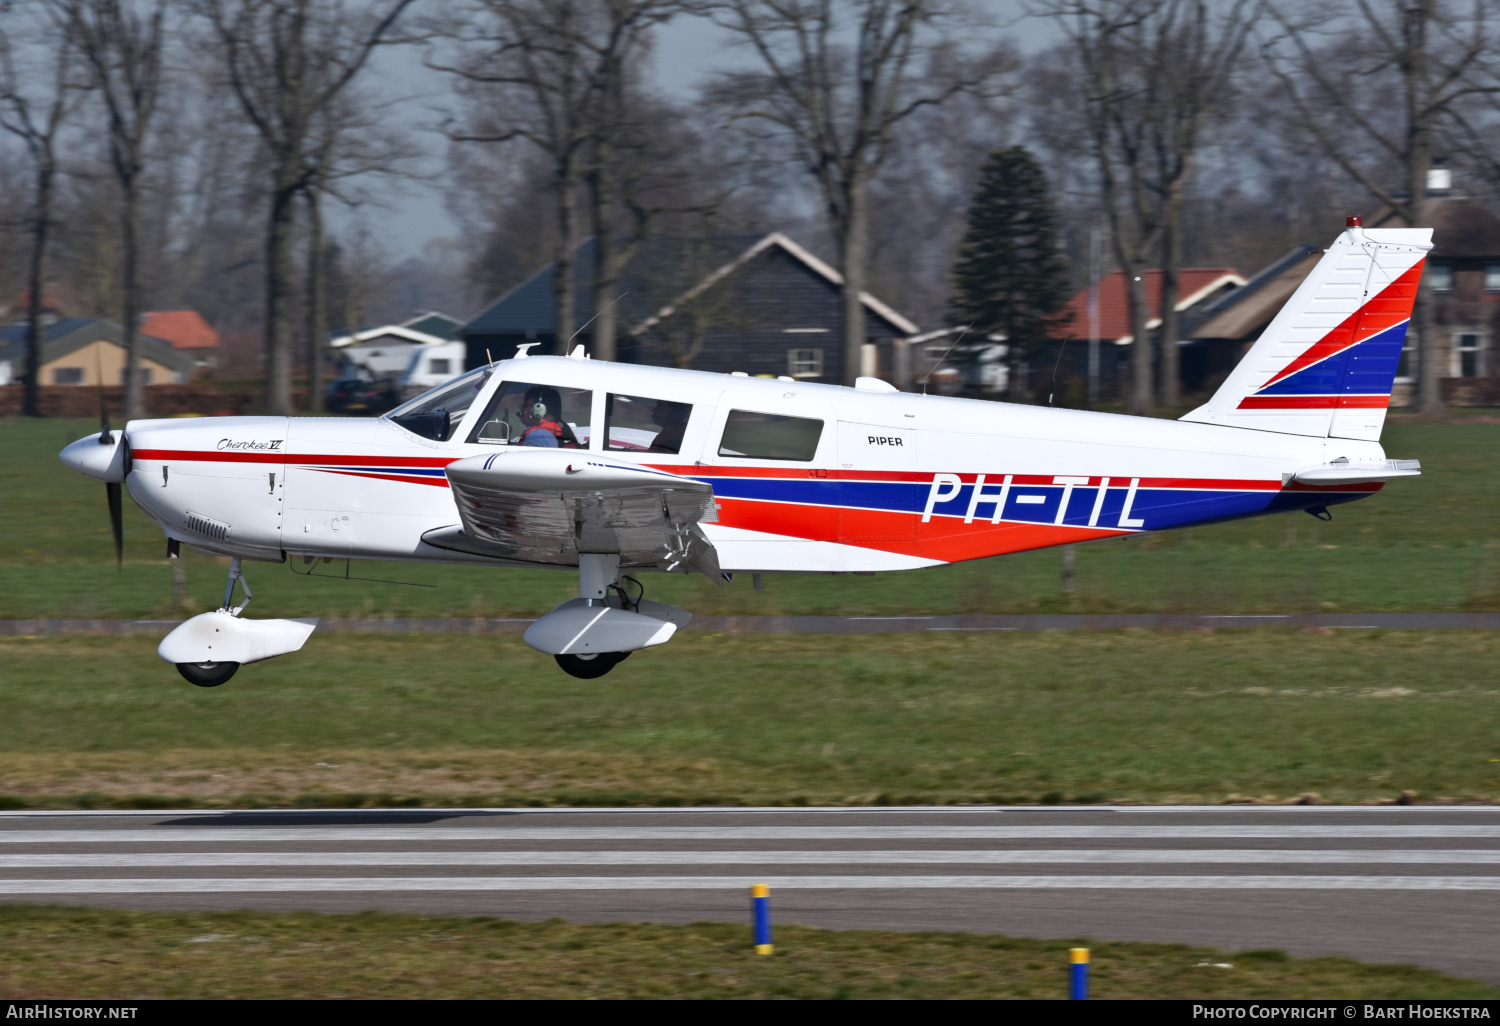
top-left (605, 394), bottom-right (693, 454)
top-left (468, 381), bottom-right (593, 448)
top-left (386, 367), bottom-right (492, 441)
top-left (717, 410), bottom-right (823, 461)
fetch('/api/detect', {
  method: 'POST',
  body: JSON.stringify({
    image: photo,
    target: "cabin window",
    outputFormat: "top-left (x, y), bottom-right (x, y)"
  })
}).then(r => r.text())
top-left (1428, 264), bottom-right (1453, 292)
top-left (53, 367), bottom-right (83, 385)
top-left (788, 348), bottom-right (823, 378)
top-left (717, 410), bottom-right (823, 461)
top-left (1486, 266), bottom-right (1500, 292)
top-left (387, 365), bottom-right (493, 441)
top-left (605, 394), bottom-right (692, 454)
top-left (429, 358), bottom-right (451, 375)
top-left (469, 380), bottom-right (592, 448)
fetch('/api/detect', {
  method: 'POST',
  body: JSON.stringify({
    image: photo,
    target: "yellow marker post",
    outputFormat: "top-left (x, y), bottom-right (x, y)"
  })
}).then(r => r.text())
top-left (751, 883), bottom-right (773, 954)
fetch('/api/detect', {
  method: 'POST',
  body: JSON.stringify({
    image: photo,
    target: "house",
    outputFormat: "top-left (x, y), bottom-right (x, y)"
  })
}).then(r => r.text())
top-left (1178, 246), bottom-right (1322, 395)
top-left (1370, 196), bottom-right (1500, 402)
top-left (140, 310), bottom-right (220, 370)
top-left (1178, 197), bottom-right (1500, 405)
top-left (401, 311), bottom-right (463, 341)
top-left (328, 323), bottom-right (452, 384)
top-left (460, 233), bottom-right (920, 386)
top-left (0, 318), bottom-right (196, 387)
top-left (1050, 267), bottom-right (1246, 400)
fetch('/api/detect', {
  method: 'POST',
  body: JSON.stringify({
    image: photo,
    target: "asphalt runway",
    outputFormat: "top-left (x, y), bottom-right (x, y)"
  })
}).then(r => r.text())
top-left (3, 807), bottom-right (1500, 984)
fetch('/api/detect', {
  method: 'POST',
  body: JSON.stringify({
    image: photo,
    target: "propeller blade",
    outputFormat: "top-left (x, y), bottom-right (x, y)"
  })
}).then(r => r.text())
top-left (106, 481), bottom-right (123, 569)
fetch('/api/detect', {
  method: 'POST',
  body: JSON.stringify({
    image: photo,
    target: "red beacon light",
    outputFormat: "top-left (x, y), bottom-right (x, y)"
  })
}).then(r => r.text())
top-left (1347, 215), bottom-right (1363, 228)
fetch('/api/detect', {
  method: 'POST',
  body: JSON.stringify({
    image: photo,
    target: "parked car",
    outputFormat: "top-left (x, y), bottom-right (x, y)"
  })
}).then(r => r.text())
top-left (324, 377), bottom-right (392, 415)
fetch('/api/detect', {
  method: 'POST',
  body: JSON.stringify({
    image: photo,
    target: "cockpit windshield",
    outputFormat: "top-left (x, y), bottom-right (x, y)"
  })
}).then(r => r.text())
top-left (385, 366), bottom-right (492, 441)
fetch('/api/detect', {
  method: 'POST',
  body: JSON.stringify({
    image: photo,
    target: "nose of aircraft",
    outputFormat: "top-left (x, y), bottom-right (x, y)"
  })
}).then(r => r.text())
top-left (60, 430), bottom-right (128, 482)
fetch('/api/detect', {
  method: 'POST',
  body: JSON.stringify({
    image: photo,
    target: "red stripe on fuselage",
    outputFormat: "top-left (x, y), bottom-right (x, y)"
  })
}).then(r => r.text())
top-left (312, 468), bottom-right (452, 488)
top-left (131, 448), bottom-right (458, 468)
top-left (715, 496), bottom-right (1130, 561)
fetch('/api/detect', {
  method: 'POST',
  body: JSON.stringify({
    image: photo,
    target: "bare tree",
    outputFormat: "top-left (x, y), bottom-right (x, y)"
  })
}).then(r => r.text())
top-left (0, 0), bottom-right (84, 417)
top-left (708, 1), bottom-right (1010, 386)
top-left (1262, 0), bottom-right (1500, 416)
top-left (298, 93), bottom-right (418, 410)
top-left (197, 0), bottom-right (416, 415)
top-left (1038, 0), bottom-right (1257, 414)
top-left (58, 0), bottom-right (169, 420)
top-left (432, 0), bottom-right (681, 359)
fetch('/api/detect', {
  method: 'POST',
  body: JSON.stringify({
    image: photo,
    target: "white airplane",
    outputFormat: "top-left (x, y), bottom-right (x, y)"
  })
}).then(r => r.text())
top-left (61, 218), bottom-right (1427, 684)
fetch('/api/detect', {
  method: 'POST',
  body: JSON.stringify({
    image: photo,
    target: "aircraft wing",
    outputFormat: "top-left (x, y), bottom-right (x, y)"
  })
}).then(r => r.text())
top-left (427, 450), bottom-right (721, 579)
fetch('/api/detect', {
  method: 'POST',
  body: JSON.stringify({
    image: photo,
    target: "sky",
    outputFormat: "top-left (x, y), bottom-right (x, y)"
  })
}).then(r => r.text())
top-left (364, 6), bottom-right (1057, 262)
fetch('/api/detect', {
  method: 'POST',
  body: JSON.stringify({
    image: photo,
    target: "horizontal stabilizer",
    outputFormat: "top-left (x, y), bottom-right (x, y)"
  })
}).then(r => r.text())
top-left (1292, 459), bottom-right (1420, 486)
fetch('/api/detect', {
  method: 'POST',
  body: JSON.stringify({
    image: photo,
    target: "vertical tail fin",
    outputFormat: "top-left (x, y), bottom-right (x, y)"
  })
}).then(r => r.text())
top-left (1181, 220), bottom-right (1432, 440)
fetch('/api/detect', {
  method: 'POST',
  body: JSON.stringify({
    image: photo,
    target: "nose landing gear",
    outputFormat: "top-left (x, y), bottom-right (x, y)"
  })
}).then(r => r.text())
top-left (176, 660), bottom-right (240, 687)
top-left (171, 558), bottom-right (253, 686)
top-left (159, 558), bottom-right (317, 686)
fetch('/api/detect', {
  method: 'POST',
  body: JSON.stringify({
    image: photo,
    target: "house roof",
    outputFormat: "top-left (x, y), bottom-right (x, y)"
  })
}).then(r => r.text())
top-left (629, 232), bottom-right (920, 338)
top-left (1182, 246), bottom-right (1321, 341)
top-left (401, 312), bottom-right (463, 341)
top-left (1053, 268), bottom-right (1246, 343)
top-left (462, 233), bottom-right (920, 341)
top-left (329, 325), bottom-right (450, 349)
top-left (0, 317), bottom-right (197, 375)
top-left (140, 310), bottom-right (219, 350)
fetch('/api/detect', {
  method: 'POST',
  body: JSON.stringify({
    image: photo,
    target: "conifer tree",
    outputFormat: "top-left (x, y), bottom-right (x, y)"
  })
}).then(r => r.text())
top-left (949, 146), bottom-right (1069, 396)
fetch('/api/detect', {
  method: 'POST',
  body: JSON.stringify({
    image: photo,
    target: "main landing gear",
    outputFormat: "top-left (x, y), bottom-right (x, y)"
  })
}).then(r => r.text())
top-left (524, 554), bottom-right (691, 679)
top-left (555, 651), bottom-right (631, 679)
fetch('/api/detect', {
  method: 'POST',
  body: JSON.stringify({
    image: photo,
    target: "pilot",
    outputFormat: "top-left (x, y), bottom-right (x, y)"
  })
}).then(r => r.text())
top-left (648, 399), bottom-right (689, 453)
top-left (517, 386), bottom-right (580, 448)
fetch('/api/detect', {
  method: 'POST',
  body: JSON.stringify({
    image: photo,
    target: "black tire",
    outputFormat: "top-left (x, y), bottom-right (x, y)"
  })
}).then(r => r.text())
top-left (554, 651), bottom-right (629, 679)
top-left (176, 661), bottom-right (240, 687)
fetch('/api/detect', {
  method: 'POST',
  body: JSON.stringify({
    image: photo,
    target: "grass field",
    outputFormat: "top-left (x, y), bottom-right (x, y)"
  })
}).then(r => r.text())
top-left (0, 905), bottom-right (1491, 999)
top-left (3, 630), bottom-right (1498, 807)
top-left (4, 416), bottom-right (1499, 619)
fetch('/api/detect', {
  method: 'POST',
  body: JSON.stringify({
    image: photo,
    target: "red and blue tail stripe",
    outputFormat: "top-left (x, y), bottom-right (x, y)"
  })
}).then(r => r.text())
top-left (1238, 260), bottom-right (1422, 411)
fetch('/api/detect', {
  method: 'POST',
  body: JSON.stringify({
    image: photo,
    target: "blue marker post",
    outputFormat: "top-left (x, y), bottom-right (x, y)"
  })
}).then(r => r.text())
top-left (751, 883), bottom-right (773, 955)
top-left (1070, 947), bottom-right (1090, 1000)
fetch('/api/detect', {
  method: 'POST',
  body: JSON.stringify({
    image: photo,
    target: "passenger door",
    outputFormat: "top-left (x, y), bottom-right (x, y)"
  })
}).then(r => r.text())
top-left (698, 385), bottom-right (839, 543)
top-left (837, 418), bottom-right (919, 549)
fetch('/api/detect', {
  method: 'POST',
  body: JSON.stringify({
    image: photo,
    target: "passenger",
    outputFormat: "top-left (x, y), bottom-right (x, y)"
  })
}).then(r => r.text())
top-left (517, 386), bottom-right (580, 448)
top-left (649, 400), bottom-right (689, 453)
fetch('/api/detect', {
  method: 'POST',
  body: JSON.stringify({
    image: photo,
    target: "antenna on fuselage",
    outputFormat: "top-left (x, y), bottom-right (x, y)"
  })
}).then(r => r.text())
top-left (566, 292), bottom-right (629, 354)
top-left (919, 324), bottom-right (973, 395)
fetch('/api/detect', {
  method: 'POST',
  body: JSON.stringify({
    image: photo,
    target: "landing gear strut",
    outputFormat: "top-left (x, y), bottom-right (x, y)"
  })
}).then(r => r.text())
top-left (172, 558), bottom-right (251, 687)
top-left (523, 554), bottom-right (691, 678)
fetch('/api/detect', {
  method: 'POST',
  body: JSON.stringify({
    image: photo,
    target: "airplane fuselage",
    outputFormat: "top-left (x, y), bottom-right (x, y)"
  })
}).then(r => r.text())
top-left (120, 355), bottom-right (1387, 575)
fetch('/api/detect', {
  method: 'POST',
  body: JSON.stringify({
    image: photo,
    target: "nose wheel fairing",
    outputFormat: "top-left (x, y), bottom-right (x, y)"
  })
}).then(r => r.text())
top-left (157, 560), bottom-right (318, 684)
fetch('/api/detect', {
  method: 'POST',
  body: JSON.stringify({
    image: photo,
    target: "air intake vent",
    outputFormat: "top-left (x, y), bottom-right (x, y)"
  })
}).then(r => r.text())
top-left (185, 511), bottom-right (230, 541)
